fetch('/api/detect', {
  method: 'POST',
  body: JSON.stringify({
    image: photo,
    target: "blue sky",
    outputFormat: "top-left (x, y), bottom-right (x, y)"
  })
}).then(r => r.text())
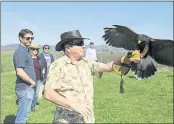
top-left (1, 2), bottom-right (173, 46)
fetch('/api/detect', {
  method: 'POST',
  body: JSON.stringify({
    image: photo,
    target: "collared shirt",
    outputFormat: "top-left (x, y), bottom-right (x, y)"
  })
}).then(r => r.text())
top-left (85, 47), bottom-right (97, 61)
top-left (13, 44), bottom-right (36, 89)
top-left (44, 55), bottom-right (100, 123)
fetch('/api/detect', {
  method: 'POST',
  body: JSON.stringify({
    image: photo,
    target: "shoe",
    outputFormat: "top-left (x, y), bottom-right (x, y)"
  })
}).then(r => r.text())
top-left (36, 102), bottom-right (39, 105)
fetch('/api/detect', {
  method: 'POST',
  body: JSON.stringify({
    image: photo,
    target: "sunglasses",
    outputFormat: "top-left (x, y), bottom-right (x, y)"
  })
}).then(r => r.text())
top-left (31, 48), bottom-right (38, 51)
top-left (23, 37), bottom-right (34, 40)
top-left (68, 40), bottom-right (84, 46)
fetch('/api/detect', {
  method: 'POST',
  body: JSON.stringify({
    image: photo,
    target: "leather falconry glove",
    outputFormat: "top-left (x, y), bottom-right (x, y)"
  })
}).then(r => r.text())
top-left (112, 50), bottom-right (141, 93)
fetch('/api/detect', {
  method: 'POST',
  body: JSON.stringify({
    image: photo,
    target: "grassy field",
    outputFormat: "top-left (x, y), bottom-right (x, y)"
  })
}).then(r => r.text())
top-left (1, 50), bottom-right (173, 123)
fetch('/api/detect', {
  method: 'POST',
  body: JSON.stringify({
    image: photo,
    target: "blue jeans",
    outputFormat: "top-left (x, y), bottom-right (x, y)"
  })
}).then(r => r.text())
top-left (31, 80), bottom-right (41, 108)
top-left (15, 86), bottom-right (34, 124)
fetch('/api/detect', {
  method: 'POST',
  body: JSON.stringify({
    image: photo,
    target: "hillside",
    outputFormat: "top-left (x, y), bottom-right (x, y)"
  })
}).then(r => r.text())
top-left (1, 44), bottom-right (127, 53)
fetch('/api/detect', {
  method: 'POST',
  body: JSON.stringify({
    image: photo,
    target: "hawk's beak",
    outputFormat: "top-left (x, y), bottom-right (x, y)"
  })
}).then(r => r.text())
top-left (138, 40), bottom-right (143, 44)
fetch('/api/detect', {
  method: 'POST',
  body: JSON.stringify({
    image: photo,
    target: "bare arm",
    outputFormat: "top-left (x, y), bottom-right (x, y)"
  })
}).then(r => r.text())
top-left (16, 68), bottom-right (35, 86)
top-left (44, 88), bottom-right (72, 108)
top-left (98, 51), bottom-right (141, 73)
top-left (44, 88), bottom-right (91, 117)
top-left (99, 57), bottom-right (122, 72)
top-left (44, 63), bottom-right (72, 108)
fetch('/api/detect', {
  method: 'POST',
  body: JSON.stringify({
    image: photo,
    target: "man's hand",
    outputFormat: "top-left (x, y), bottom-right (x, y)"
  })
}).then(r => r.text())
top-left (42, 79), bottom-right (47, 84)
top-left (70, 102), bottom-right (91, 118)
top-left (121, 56), bottom-right (131, 64)
top-left (30, 81), bottom-right (36, 88)
top-left (16, 68), bottom-right (36, 87)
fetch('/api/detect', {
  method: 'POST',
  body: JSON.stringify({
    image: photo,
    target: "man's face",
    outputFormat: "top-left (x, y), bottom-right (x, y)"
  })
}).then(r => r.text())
top-left (90, 43), bottom-right (94, 48)
top-left (68, 40), bottom-right (85, 58)
top-left (43, 46), bottom-right (50, 53)
top-left (20, 33), bottom-right (34, 47)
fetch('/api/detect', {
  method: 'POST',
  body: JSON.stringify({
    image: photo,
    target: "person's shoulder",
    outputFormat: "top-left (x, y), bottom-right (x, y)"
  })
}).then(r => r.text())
top-left (50, 55), bottom-right (66, 68)
top-left (13, 46), bottom-right (25, 56)
top-left (56, 55), bottom-right (67, 62)
top-left (82, 57), bottom-right (97, 64)
top-left (82, 57), bottom-right (89, 63)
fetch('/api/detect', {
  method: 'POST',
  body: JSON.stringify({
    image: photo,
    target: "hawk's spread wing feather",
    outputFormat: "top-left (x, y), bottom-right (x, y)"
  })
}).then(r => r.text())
top-left (103, 24), bottom-right (174, 67)
top-left (131, 56), bottom-right (157, 79)
top-left (102, 25), bottom-right (139, 50)
top-left (149, 39), bottom-right (174, 66)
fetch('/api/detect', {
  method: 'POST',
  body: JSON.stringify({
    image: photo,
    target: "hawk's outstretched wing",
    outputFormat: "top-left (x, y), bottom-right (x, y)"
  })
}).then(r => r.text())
top-left (102, 25), bottom-right (139, 50)
top-left (149, 39), bottom-right (174, 67)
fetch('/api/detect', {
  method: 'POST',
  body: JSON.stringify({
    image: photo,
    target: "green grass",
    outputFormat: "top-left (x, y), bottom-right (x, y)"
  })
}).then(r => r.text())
top-left (1, 51), bottom-right (173, 123)
top-left (94, 72), bottom-right (173, 123)
top-left (1, 51), bottom-right (15, 72)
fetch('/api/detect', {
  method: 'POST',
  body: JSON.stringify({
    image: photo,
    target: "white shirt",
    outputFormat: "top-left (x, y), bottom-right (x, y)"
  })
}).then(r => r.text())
top-left (43, 53), bottom-right (52, 73)
top-left (85, 47), bottom-right (97, 61)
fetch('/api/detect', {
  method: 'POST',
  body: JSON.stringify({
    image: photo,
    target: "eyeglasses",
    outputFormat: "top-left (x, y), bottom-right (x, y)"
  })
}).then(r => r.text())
top-left (44, 47), bottom-right (50, 49)
top-left (24, 37), bottom-right (34, 40)
top-left (68, 40), bottom-right (84, 46)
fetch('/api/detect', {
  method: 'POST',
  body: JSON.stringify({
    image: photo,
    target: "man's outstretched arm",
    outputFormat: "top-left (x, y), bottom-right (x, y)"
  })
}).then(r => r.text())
top-left (98, 51), bottom-right (141, 72)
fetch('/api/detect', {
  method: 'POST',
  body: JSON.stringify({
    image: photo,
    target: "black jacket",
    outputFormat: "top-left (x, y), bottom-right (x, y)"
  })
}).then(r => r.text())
top-left (37, 56), bottom-right (47, 83)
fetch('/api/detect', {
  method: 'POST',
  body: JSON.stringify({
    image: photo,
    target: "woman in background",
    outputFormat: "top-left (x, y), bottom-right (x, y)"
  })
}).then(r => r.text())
top-left (29, 43), bottom-right (47, 112)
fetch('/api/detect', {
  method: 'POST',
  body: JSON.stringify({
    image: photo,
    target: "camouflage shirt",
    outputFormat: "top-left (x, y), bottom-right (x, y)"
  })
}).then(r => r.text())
top-left (44, 55), bottom-right (100, 123)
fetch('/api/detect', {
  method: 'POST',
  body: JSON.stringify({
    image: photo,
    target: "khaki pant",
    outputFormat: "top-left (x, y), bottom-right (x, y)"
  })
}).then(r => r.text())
top-left (38, 83), bottom-right (44, 99)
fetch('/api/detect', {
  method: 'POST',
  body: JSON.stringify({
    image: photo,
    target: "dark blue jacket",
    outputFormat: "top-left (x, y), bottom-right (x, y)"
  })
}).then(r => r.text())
top-left (39, 53), bottom-right (54, 82)
top-left (37, 56), bottom-right (47, 83)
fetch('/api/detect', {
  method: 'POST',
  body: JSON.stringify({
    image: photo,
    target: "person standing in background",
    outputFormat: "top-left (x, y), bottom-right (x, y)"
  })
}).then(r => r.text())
top-left (85, 42), bottom-right (103, 78)
top-left (13, 29), bottom-right (36, 123)
top-left (38, 45), bottom-right (54, 99)
top-left (85, 42), bottom-right (97, 61)
top-left (29, 43), bottom-right (47, 111)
